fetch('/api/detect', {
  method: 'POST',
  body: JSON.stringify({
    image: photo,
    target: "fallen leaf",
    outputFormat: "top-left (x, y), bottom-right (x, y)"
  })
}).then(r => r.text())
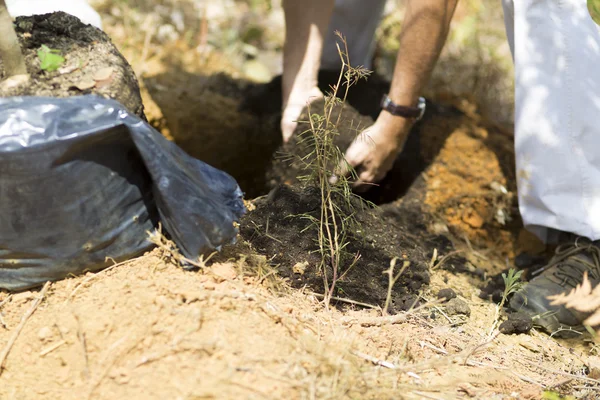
top-left (72, 79), bottom-right (96, 91)
top-left (93, 67), bottom-right (114, 81)
top-left (59, 59), bottom-right (85, 75)
top-left (94, 75), bottom-right (113, 89)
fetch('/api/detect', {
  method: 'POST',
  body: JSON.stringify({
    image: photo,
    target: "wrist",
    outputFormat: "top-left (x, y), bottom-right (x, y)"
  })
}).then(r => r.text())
top-left (380, 94), bottom-right (426, 121)
top-left (374, 111), bottom-right (413, 146)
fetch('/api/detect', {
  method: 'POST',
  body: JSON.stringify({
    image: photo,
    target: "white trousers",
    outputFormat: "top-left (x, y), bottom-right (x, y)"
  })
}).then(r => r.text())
top-left (324, 0), bottom-right (600, 243)
top-left (506, 0), bottom-right (600, 242)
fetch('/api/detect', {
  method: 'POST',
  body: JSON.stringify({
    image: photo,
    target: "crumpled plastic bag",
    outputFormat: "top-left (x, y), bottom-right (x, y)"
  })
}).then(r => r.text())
top-left (0, 95), bottom-right (246, 291)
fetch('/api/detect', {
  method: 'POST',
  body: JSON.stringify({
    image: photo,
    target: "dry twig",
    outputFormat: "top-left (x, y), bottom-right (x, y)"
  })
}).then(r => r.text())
top-left (39, 340), bottom-right (67, 357)
top-left (311, 293), bottom-right (378, 309)
top-left (340, 299), bottom-right (441, 327)
top-left (352, 350), bottom-right (398, 369)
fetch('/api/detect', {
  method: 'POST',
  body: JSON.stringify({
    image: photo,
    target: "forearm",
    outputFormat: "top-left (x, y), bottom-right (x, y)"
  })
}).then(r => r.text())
top-left (381, 0), bottom-right (458, 135)
top-left (282, 0), bottom-right (334, 106)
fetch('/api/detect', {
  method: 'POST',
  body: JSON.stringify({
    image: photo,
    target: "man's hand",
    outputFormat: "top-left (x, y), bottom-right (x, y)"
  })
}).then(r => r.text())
top-left (334, 113), bottom-right (412, 191)
top-left (281, 85), bottom-right (324, 143)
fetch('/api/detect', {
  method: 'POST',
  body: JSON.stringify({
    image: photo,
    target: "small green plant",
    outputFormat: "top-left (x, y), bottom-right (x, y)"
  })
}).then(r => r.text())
top-left (542, 390), bottom-right (576, 400)
top-left (489, 267), bottom-right (525, 336)
top-left (500, 268), bottom-right (525, 308)
top-left (37, 45), bottom-right (65, 72)
top-left (293, 32), bottom-right (372, 307)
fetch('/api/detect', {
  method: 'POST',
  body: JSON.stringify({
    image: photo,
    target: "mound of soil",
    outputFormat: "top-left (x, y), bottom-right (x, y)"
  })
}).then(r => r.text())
top-left (0, 12), bottom-right (144, 117)
top-left (240, 183), bottom-right (455, 311)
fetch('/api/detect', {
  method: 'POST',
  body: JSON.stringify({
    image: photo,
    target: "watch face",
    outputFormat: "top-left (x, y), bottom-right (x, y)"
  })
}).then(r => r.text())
top-left (382, 96), bottom-right (391, 108)
top-left (417, 97), bottom-right (426, 120)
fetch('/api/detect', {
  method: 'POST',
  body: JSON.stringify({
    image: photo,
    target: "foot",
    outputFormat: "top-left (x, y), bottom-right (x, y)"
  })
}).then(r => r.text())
top-left (509, 239), bottom-right (600, 337)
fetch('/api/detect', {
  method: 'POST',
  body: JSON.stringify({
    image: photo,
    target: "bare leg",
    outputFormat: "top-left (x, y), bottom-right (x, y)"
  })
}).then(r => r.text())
top-left (281, 0), bottom-right (335, 142)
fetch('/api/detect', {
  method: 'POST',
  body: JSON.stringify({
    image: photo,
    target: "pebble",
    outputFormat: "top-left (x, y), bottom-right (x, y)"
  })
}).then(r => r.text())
top-left (37, 326), bottom-right (53, 342)
top-left (499, 312), bottom-right (533, 335)
top-left (444, 298), bottom-right (471, 317)
top-left (437, 288), bottom-right (457, 302)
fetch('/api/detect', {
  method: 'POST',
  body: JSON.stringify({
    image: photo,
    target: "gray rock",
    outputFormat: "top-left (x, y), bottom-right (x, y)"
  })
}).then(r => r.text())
top-left (445, 298), bottom-right (471, 317)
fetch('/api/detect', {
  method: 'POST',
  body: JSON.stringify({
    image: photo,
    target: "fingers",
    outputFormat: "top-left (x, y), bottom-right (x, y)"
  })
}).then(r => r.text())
top-left (280, 116), bottom-right (298, 144)
top-left (330, 131), bottom-right (372, 185)
top-left (330, 156), bottom-right (352, 184)
top-left (280, 102), bottom-right (306, 143)
top-left (352, 169), bottom-right (379, 193)
top-left (281, 87), bottom-right (324, 142)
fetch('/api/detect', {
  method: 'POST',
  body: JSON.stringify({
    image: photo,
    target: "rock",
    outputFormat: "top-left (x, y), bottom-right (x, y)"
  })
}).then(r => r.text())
top-left (445, 298), bottom-right (471, 317)
top-left (292, 261), bottom-right (309, 275)
top-left (437, 288), bottom-right (457, 302)
top-left (12, 292), bottom-right (34, 302)
top-left (499, 312), bottom-right (533, 335)
top-left (37, 326), bottom-right (53, 342)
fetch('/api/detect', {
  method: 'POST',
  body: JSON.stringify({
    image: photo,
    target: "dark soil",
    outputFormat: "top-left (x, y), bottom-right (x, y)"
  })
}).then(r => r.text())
top-left (234, 71), bottom-right (470, 308)
top-left (0, 12), bottom-right (144, 118)
top-left (240, 183), bottom-right (455, 312)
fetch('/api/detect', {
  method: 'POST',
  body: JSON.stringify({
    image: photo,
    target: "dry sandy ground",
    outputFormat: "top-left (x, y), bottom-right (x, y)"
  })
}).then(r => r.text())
top-left (1, 1), bottom-right (600, 399)
top-left (0, 248), bottom-right (597, 399)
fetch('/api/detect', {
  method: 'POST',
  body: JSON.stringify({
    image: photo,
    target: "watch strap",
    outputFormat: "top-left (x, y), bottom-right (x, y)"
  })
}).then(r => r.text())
top-left (380, 94), bottom-right (425, 120)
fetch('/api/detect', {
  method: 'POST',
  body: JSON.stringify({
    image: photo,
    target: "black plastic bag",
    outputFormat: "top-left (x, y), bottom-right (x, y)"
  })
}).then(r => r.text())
top-left (0, 95), bottom-right (246, 291)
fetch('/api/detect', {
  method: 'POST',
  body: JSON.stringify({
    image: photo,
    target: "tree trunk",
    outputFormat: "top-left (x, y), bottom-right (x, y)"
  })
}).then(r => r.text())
top-left (0, 0), bottom-right (26, 77)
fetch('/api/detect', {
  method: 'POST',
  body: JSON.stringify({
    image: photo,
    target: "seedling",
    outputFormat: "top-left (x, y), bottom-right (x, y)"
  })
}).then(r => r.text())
top-left (489, 267), bottom-right (524, 336)
top-left (37, 45), bottom-right (65, 72)
top-left (292, 32), bottom-right (372, 307)
top-left (500, 268), bottom-right (525, 308)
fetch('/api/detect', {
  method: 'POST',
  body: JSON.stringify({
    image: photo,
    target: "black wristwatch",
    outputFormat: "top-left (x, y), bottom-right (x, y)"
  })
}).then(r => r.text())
top-left (380, 94), bottom-right (426, 121)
